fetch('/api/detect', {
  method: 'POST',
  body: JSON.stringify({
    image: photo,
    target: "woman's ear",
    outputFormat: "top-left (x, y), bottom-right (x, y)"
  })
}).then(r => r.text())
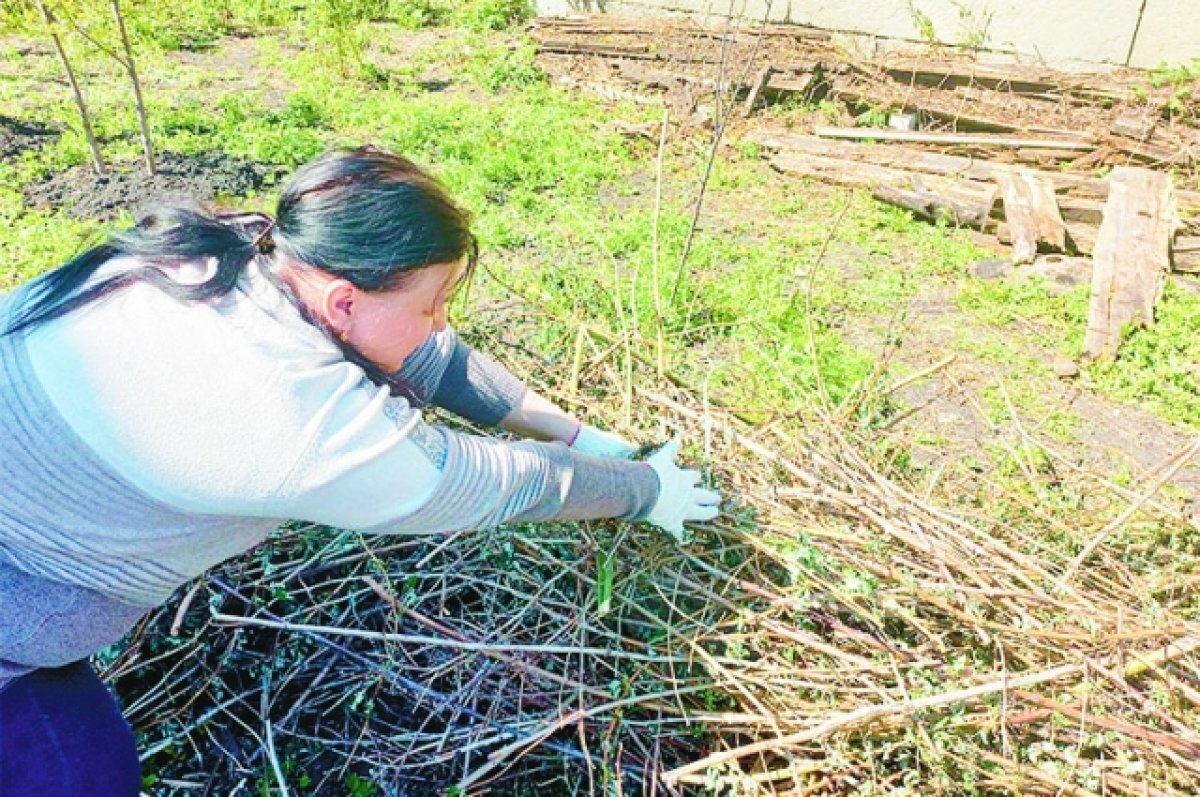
top-left (320, 279), bottom-right (358, 339)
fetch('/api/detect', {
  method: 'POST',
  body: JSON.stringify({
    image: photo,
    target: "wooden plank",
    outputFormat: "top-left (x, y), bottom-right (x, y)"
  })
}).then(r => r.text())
top-left (1083, 167), bottom-right (1178, 361)
top-left (1174, 236), bottom-right (1200, 273)
top-left (1014, 146), bottom-right (1093, 164)
top-left (770, 151), bottom-right (953, 191)
top-left (872, 182), bottom-right (996, 228)
top-left (770, 152), bottom-right (997, 228)
top-left (873, 57), bottom-right (1132, 104)
top-left (1110, 134), bottom-right (1191, 167)
top-left (747, 128), bottom-right (1093, 190)
top-left (995, 171), bottom-right (1067, 264)
top-left (742, 65), bottom-right (774, 116)
top-left (535, 39), bottom-right (651, 56)
top-left (770, 151), bottom-right (910, 189)
top-left (813, 126), bottom-right (1094, 150)
top-left (880, 63), bottom-right (1062, 96)
top-left (535, 42), bottom-right (726, 64)
top-left (745, 128), bottom-right (1200, 211)
top-left (763, 71), bottom-right (822, 97)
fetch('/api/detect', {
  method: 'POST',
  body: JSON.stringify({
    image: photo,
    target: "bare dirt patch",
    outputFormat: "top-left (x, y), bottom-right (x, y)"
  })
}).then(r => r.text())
top-left (162, 33), bottom-right (296, 107)
top-left (0, 114), bottom-right (58, 162)
top-left (877, 282), bottom-right (1200, 501)
top-left (23, 151), bottom-right (286, 222)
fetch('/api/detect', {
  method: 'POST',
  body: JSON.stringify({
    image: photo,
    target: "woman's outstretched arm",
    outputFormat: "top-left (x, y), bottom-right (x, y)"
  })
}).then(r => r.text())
top-left (395, 327), bottom-right (632, 452)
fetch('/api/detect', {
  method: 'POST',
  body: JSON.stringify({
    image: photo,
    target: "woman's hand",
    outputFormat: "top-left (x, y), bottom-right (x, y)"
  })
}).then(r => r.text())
top-left (570, 424), bottom-right (637, 458)
top-left (644, 438), bottom-right (721, 541)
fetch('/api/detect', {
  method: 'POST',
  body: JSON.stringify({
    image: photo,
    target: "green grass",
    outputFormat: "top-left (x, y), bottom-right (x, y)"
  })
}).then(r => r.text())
top-left (1088, 283), bottom-right (1200, 429)
top-left (958, 273), bottom-right (1200, 430)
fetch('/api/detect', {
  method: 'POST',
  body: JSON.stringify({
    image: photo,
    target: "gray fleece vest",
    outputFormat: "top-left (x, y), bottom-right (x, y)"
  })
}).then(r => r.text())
top-left (0, 291), bottom-right (200, 687)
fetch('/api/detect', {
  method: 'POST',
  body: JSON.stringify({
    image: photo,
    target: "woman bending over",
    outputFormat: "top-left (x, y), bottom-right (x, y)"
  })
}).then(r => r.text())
top-left (0, 146), bottom-right (719, 795)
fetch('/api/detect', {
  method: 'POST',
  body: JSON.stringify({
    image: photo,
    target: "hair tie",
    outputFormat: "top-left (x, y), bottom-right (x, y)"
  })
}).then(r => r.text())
top-left (252, 219), bottom-right (276, 255)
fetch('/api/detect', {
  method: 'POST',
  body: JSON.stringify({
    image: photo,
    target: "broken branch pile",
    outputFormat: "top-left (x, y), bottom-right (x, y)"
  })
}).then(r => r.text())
top-left (109, 308), bottom-right (1200, 794)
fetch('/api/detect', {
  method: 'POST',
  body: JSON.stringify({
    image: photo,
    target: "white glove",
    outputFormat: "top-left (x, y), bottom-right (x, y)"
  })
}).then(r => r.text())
top-left (644, 438), bottom-right (721, 542)
top-left (571, 424), bottom-right (637, 459)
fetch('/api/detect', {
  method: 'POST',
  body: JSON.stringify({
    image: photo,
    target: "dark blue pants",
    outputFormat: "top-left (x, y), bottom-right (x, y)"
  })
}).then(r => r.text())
top-left (0, 661), bottom-right (141, 796)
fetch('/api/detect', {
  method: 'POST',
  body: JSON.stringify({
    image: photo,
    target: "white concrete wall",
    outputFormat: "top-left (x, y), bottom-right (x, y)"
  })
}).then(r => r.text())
top-left (537, 0), bottom-right (1200, 71)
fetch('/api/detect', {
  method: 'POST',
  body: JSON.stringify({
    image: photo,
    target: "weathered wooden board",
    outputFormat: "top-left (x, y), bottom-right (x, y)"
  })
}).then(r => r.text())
top-left (770, 152), bottom-right (997, 228)
top-left (813, 126), bottom-right (1094, 150)
top-left (535, 39), bottom-right (651, 57)
top-left (745, 127), bottom-right (1200, 213)
top-left (995, 171), bottom-right (1067, 264)
top-left (872, 182), bottom-right (996, 228)
top-left (742, 65), bottom-right (774, 115)
top-left (874, 57), bottom-right (1136, 105)
top-left (1110, 134), bottom-right (1190, 167)
top-left (747, 129), bottom-right (1099, 192)
top-left (1083, 167), bottom-right (1178, 361)
top-left (1174, 236), bottom-right (1200, 273)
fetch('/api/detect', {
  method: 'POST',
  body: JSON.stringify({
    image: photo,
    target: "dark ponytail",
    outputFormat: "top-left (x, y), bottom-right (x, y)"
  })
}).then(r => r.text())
top-left (3, 208), bottom-right (270, 337)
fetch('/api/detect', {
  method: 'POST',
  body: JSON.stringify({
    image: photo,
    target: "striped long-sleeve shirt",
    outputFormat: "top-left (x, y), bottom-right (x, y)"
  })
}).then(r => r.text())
top-left (0, 257), bottom-right (657, 690)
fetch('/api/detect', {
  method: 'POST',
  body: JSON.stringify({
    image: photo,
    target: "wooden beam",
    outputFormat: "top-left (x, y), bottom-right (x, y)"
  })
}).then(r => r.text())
top-left (995, 171), bottom-right (1067, 264)
top-left (747, 128), bottom-right (1094, 191)
top-left (1174, 236), bottom-right (1200, 273)
top-left (872, 182), bottom-right (996, 228)
top-left (1083, 167), bottom-right (1178, 361)
top-left (872, 57), bottom-right (1135, 105)
top-left (744, 128), bottom-right (1200, 211)
top-left (534, 39), bottom-right (650, 56)
top-left (742, 65), bottom-right (774, 116)
top-left (770, 152), bottom-right (997, 228)
top-left (813, 126), bottom-right (1094, 150)
top-left (1110, 134), bottom-right (1192, 167)
top-left (879, 63), bottom-right (1062, 96)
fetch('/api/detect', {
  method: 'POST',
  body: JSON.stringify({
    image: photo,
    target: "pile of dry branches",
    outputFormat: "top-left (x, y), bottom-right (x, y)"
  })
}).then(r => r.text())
top-left (104, 307), bottom-right (1200, 795)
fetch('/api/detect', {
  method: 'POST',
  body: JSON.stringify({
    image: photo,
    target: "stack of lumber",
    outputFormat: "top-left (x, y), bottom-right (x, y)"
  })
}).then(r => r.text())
top-left (745, 127), bottom-right (1200, 275)
top-left (749, 128), bottom-right (1195, 361)
top-left (534, 14), bottom-right (1200, 360)
top-left (532, 15), bottom-right (1199, 174)
top-left (823, 56), bottom-right (1193, 167)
